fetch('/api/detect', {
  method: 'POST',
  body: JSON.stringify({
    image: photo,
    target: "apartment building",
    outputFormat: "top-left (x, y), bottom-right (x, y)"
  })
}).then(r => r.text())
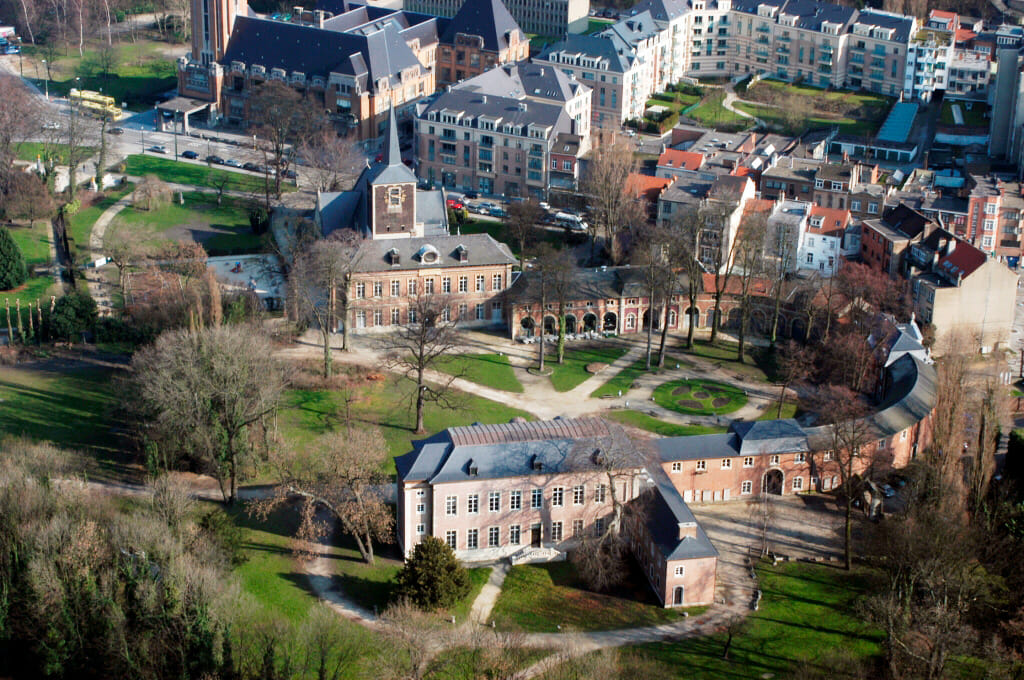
top-left (760, 156), bottom-right (821, 200)
top-left (965, 174), bottom-right (1002, 255)
top-left (435, 0), bottom-right (530, 85)
top-left (395, 417), bottom-right (720, 608)
top-left (405, 0), bottom-right (589, 35)
top-left (861, 203), bottom-right (934, 277)
top-left (799, 205), bottom-right (850, 276)
top-left (904, 10), bottom-right (993, 102)
top-left (415, 62), bottom-right (589, 198)
top-left (845, 11), bottom-right (914, 97)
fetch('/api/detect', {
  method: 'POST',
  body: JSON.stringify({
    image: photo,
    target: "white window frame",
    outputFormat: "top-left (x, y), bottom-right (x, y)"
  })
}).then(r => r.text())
top-left (445, 495), bottom-right (457, 516)
top-left (551, 521), bottom-right (563, 541)
top-left (488, 491), bottom-right (500, 512)
top-left (671, 462), bottom-right (682, 472)
top-left (467, 493), bottom-right (479, 514)
top-left (721, 458), bottom-right (732, 469)
top-left (572, 485), bottom-right (584, 505)
top-left (509, 524), bottom-right (521, 545)
top-left (743, 457), bottom-right (754, 468)
top-left (551, 487), bottom-right (564, 507)
top-left (509, 490), bottom-right (522, 510)
top-left (467, 528), bottom-right (479, 549)
top-left (741, 480), bottom-right (752, 494)
top-left (445, 530), bottom-right (457, 548)
top-left (531, 489), bottom-right (543, 509)
top-left (696, 460), bottom-right (707, 471)
top-left (488, 526), bottom-right (500, 548)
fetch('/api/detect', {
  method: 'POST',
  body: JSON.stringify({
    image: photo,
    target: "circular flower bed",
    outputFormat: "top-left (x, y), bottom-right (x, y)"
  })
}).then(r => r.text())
top-left (652, 378), bottom-right (747, 416)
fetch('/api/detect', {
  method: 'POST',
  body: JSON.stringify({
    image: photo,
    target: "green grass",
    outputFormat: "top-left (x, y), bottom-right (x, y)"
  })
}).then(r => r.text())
top-left (279, 373), bottom-right (532, 474)
top-left (15, 142), bottom-right (97, 165)
top-left (0, 363), bottom-right (130, 478)
top-left (0, 275), bottom-right (60, 310)
top-left (66, 182), bottom-right (135, 262)
top-left (605, 410), bottom-right (727, 437)
top-left (108, 191), bottom-right (264, 256)
top-left (688, 91), bottom-right (752, 131)
top-left (548, 345), bottom-right (629, 392)
top-left (584, 18), bottom-right (614, 34)
top-left (612, 561), bottom-right (883, 679)
top-left (759, 399), bottom-right (798, 420)
top-left (4, 221), bottom-right (51, 267)
top-left (491, 560), bottom-right (704, 632)
top-left (455, 219), bottom-right (579, 256)
top-left (433, 353), bottom-right (525, 393)
top-left (122, 155), bottom-right (286, 194)
top-left (23, 41), bottom-right (177, 110)
top-left (652, 378), bottom-right (747, 416)
top-left (940, 101), bottom-right (989, 127)
top-left (677, 340), bottom-right (771, 382)
top-left (450, 567), bottom-right (492, 622)
top-left (427, 646), bottom-right (551, 680)
top-left (736, 79), bottom-right (892, 136)
top-left (589, 355), bottom-right (694, 398)
top-left (734, 102), bottom-right (879, 137)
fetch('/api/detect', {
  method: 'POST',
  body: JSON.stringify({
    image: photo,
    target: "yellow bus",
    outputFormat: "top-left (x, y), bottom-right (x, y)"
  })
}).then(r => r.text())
top-left (70, 87), bottom-right (115, 108)
top-left (78, 99), bottom-right (122, 119)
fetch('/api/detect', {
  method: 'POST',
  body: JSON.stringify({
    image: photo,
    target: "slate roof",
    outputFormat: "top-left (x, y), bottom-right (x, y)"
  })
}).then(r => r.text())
top-left (536, 34), bottom-right (636, 74)
top-left (645, 467), bottom-right (719, 561)
top-left (457, 63), bottom-right (587, 104)
top-left (359, 106), bottom-right (417, 186)
top-left (854, 10), bottom-right (915, 43)
top-left (628, 0), bottom-right (690, 22)
top-left (881, 203), bottom-right (932, 239)
top-left (440, 0), bottom-right (523, 52)
top-left (222, 15), bottom-right (423, 91)
top-left (506, 266), bottom-right (694, 304)
top-left (779, 0), bottom-right (857, 32)
top-left (423, 88), bottom-right (569, 132)
top-left (351, 233), bottom-right (516, 273)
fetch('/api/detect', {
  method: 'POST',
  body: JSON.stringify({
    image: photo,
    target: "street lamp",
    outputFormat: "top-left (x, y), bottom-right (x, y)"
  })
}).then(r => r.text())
top-left (41, 59), bottom-right (48, 100)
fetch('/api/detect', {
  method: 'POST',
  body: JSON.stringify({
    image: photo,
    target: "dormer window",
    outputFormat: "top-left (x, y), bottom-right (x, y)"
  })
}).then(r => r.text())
top-left (455, 244), bottom-right (468, 262)
top-left (418, 244), bottom-right (440, 264)
top-left (387, 248), bottom-right (400, 266)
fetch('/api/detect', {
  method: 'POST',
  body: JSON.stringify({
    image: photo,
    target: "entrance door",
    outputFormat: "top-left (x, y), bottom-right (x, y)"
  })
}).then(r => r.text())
top-left (673, 586), bottom-right (684, 606)
top-left (531, 525), bottom-right (541, 547)
top-left (764, 469), bottom-right (784, 495)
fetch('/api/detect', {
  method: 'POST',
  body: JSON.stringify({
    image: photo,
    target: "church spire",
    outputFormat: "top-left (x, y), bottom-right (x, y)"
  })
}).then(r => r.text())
top-left (384, 104), bottom-right (402, 168)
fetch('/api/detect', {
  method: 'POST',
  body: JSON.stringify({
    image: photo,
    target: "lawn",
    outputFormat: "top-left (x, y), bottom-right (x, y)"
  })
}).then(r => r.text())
top-left (279, 372), bottom-right (532, 474)
top-left (940, 101), bottom-right (989, 127)
top-left (15, 142), bottom-right (97, 165)
top-left (737, 79), bottom-right (892, 136)
top-left (0, 363), bottom-right (130, 478)
top-left (652, 378), bottom-right (747, 416)
top-left (605, 410), bottom-right (726, 437)
top-left (608, 561), bottom-right (884, 679)
top-left (677, 339), bottom-right (771, 382)
top-left (5, 221), bottom-right (51, 267)
top-left (548, 344), bottom-right (629, 392)
top-left (22, 40), bottom-right (178, 110)
top-left (455, 218), bottom-right (579, 256)
top-left (584, 18), bottom-right (614, 34)
top-left (758, 399), bottom-right (798, 420)
top-left (490, 560), bottom-right (704, 632)
top-left (0, 275), bottom-right (60, 312)
top-left (734, 102), bottom-right (879, 137)
top-left (122, 155), bottom-right (283, 194)
top-left (66, 182), bottom-right (135, 263)
top-left (687, 91), bottom-right (752, 131)
top-left (589, 355), bottom-right (694, 398)
top-left (433, 353), bottom-right (525, 393)
top-left (107, 191), bottom-right (265, 256)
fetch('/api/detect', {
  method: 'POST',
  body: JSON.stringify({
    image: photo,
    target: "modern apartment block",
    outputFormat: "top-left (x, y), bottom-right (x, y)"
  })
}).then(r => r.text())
top-left (904, 11), bottom-right (993, 103)
top-left (415, 63), bottom-right (590, 197)
top-left (404, 0), bottom-right (589, 35)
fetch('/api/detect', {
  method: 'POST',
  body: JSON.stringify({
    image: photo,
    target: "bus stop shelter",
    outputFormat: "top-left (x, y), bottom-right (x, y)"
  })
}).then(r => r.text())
top-left (156, 97), bottom-right (211, 135)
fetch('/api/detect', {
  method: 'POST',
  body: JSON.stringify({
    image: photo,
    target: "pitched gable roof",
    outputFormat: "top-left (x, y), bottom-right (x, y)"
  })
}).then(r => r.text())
top-left (440, 0), bottom-right (523, 52)
top-left (658, 149), bottom-right (704, 172)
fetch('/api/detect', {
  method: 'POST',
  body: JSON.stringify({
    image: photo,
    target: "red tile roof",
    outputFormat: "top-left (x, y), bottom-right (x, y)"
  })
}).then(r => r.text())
top-left (955, 28), bottom-right (977, 43)
top-left (657, 149), bottom-right (704, 172)
top-left (936, 240), bottom-right (987, 280)
top-left (626, 173), bottom-right (673, 203)
top-left (807, 205), bottom-right (851, 237)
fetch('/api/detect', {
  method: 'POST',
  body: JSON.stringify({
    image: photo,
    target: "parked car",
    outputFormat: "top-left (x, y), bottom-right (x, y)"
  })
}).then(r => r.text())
top-left (224, 159), bottom-right (243, 168)
top-left (181, 150), bottom-right (199, 159)
top-left (282, 169), bottom-right (297, 180)
top-left (206, 155), bottom-right (225, 165)
top-left (242, 162), bottom-right (260, 171)
top-left (488, 206), bottom-right (508, 218)
top-left (41, 121), bottom-right (61, 130)
top-left (446, 198), bottom-right (465, 210)
top-left (148, 145), bottom-right (168, 154)
top-left (538, 201), bottom-right (551, 212)
top-left (107, 127), bottom-right (125, 135)
top-left (464, 190), bottom-right (479, 199)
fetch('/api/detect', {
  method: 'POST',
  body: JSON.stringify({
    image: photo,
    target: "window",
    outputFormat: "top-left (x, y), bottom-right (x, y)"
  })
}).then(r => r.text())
top-left (671, 462), bottom-right (682, 472)
top-left (488, 526), bottom-right (500, 547)
top-left (551, 487), bottom-right (564, 507)
top-left (571, 519), bottom-right (584, 538)
top-left (373, 310), bottom-right (382, 326)
top-left (441, 306), bottom-right (451, 322)
top-left (674, 565), bottom-right (685, 576)
top-left (594, 517), bottom-right (605, 536)
top-left (721, 458), bottom-right (732, 469)
top-left (509, 490), bottom-right (522, 510)
top-left (806, 253), bottom-right (814, 264)
top-left (626, 314), bottom-right (636, 330)
top-left (595, 484), bottom-right (607, 503)
top-left (743, 457), bottom-right (754, 468)
top-left (425, 278), bottom-right (435, 294)
top-left (573, 485), bottom-right (584, 505)
top-left (531, 489), bottom-right (542, 508)
top-left (769, 455), bottom-right (780, 465)
top-left (563, 160), bottom-right (572, 171)
top-left (475, 303), bottom-right (485, 320)
top-left (416, 490), bottom-right (425, 498)
top-left (390, 280), bottom-right (400, 297)
top-left (794, 452), bottom-right (806, 464)
top-left (984, 202), bottom-right (997, 214)
top-left (458, 303), bottom-right (467, 320)
top-left (741, 480), bottom-right (753, 494)
top-left (408, 308), bottom-right (417, 324)
top-left (458, 276), bottom-right (468, 293)
top-left (467, 494), bottom-right (479, 514)
top-left (476, 275), bottom-right (485, 292)
top-left (851, 200), bottom-right (861, 211)
top-left (416, 503), bottom-right (425, 513)
top-left (445, 495), bottom-right (457, 516)
top-left (445, 530), bottom-right (457, 549)
top-left (408, 279), bottom-right (417, 295)
top-left (391, 308), bottom-right (400, 325)
top-left (868, 202), bottom-right (879, 214)
top-left (372, 281), bottom-right (382, 297)
top-left (492, 274), bottom-right (503, 291)
top-left (823, 450), bottom-right (833, 461)
top-left (551, 521), bottom-right (563, 541)
top-left (815, 179), bottom-right (824, 189)
top-left (551, 158), bottom-right (557, 170)
top-left (442, 277), bottom-right (451, 294)
top-left (509, 524), bottom-right (521, 545)
top-left (416, 523), bottom-right (425, 534)
top-left (488, 491), bottom-right (500, 512)
top-left (983, 219), bottom-right (995, 231)
top-left (696, 460), bottom-right (707, 472)
top-left (467, 529), bottom-right (478, 549)
top-left (877, 440), bottom-right (886, 450)
top-left (792, 477), bottom-right (803, 491)
top-left (982, 235), bottom-right (993, 248)
top-left (901, 430), bottom-right (907, 441)
top-left (356, 283), bottom-right (365, 299)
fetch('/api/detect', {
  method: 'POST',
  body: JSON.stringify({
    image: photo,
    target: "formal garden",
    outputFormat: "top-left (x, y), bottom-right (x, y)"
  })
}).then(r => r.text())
top-left (652, 378), bottom-right (747, 416)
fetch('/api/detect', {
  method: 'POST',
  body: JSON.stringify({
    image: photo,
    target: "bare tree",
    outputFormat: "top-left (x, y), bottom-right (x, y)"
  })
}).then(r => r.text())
top-left (774, 340), bottom-right (812, 418)
top-left (964, 360), bottom-right (1007, 518)
top-left (378, 600), bottom-right (450, 680)
top-left (259, 427), bottom-right (393, 564)
top-left (814, 384), bottom-right (874, 570)
top-left (0, 74), bottom-right (38, 190)
top-left (540, 246), bottom-right (577, 364)
top-left (506, 198), bottom-right (544, 269)
top-left (297, 603), bottom-right (364, 680)
top-left (667, 207), bottom-right (705, 350)
top-left (62, 98), bottom-right (100, 202)
top-left (289, 233), bottom-right (361, 377)
top-left (731, 208), bottom-right (768, 363)
top-left (128, 325), bottom-right (288, 503)
top-left (133, 174), bottom-right (172, 210)
top-left (382, 295), bottom-right (463, 433)
top-left (580, 130), bottom-right (644, 263)
top-left (765, 211), bottom-right (798, 346)
top-left (703, 202), bottom-right (742, 344)
top-left (298, 126), bottom-right (362, 193)
top-left (632, 230), bottom-right (676, 370)
top-left (249, 80), bottom-right (322, 204)
top-left (748, 481), bottom-right (776, 557)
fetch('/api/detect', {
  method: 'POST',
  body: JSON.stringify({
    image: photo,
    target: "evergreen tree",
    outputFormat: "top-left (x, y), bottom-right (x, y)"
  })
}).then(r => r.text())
top-left (394, 535), bottom-right (470, 611)
top-left (0, 227), bottom-right (27, 291)
top-left (51, 291), bottom-right (98, 341)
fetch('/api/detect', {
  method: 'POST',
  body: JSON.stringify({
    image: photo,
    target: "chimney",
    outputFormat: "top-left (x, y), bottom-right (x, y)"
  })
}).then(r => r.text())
top-left (842, 151), bottom-right (849, 163)
top-left (678, 522), bottom-right (697, 540)
top-left (314, 9), bottom-right (326, 27)
top-left (293, 6), bottom-right (303, 21)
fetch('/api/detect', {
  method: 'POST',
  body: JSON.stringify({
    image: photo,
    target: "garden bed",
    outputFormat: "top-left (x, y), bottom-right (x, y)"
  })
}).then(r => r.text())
top-left (653, 378), bottom-right (747, 415)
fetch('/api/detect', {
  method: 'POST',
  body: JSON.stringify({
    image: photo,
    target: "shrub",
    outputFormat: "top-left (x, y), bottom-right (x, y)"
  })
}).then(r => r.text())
top-left (394, 535), bottom-right (471, 611)
top-left (50, 290), bottom-right (98, 340)
top-left (198, 507), bottom-right (249, 565)
top-left (0, 227), bottom-right (28, 290)
top-left (248, 205), bottom-right (269, 234)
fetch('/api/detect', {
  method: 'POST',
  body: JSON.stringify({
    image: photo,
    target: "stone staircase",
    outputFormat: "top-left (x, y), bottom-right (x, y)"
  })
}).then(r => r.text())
top-left (508, 546), bottom-right (566, 566)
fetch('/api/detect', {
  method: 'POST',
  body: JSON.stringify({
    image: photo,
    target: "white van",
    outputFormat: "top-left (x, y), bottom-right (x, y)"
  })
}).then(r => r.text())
top-left (555, 212), bottom-right (588, 232)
